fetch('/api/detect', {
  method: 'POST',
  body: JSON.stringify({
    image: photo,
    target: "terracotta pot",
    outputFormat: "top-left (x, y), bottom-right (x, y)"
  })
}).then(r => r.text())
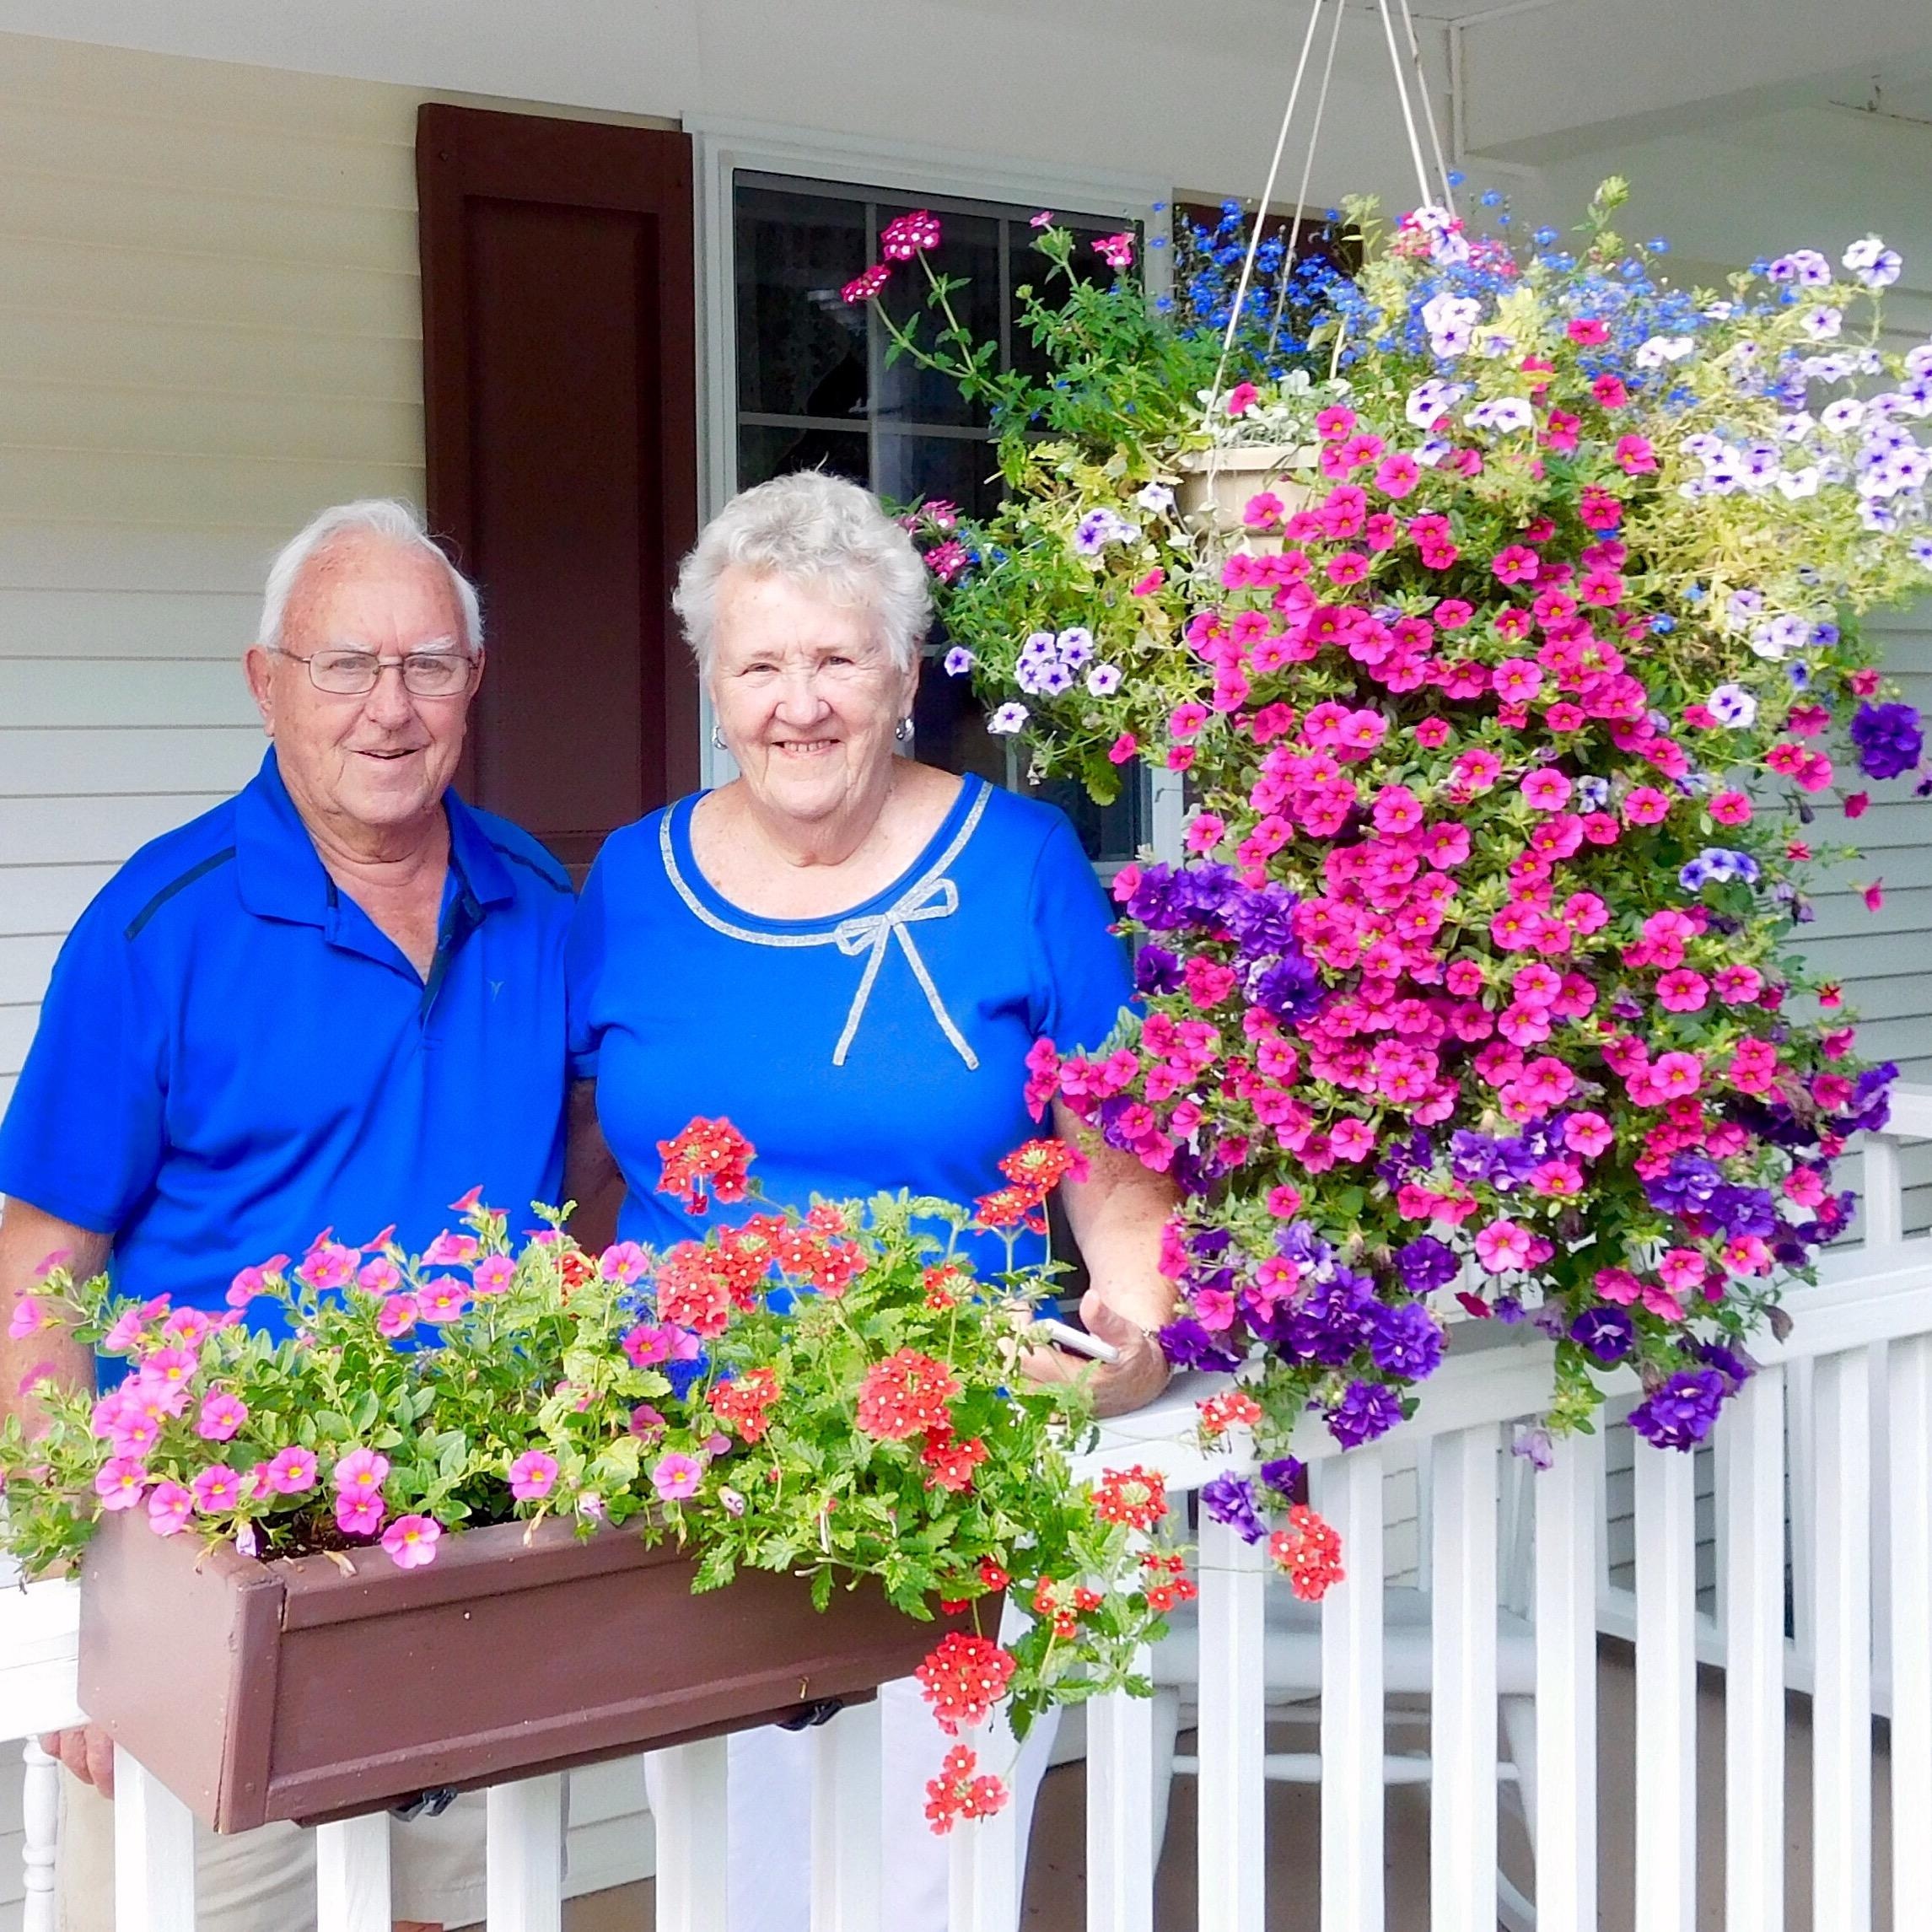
top-left (78, 1509), bottom-right (979, 1831)
top-left (1174, 444), bottom-right (1315, 557)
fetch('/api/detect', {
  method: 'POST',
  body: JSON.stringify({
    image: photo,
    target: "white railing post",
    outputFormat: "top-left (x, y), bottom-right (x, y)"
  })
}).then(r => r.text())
top-left (1318, 1448), bottom-right (1386, 1932)
top-left (1535, 1424), bottom-right (1601, 1932)
top-left (1196, 1509), bottom-right (1267, 1932)
top-left (1890, 1332), bottom-right (1932, 1919)
top-left (1861, 1132), bottom-right (1905, 1248)
top-left (487, 1773), bottom-right (564, 1932)
top-left (947, 1724), bottom-right (1021, 1932)
top-left (811, 1700), bottom-right (883, 1932)
top-left (1632, 1444), bottom-right (1697, 1932)
top-left (114, 1749), bottom-right (196, 1932)
top-left (21, 1737), bottom-right (60, 1932)
top-left (315, 1811), bottom-right (393, 1932)
top-left (1720, 1364), bottom-right (1785, 1932)
top-left (1812, 1348), bottom-right (1874, 1932)
top-left (1086, 1649), bottom-right (1156, 1932)
top-left (650, 1739), bottom-right (730, 1932)
top-left (1429, 1425), bottom-right (1499, 1932)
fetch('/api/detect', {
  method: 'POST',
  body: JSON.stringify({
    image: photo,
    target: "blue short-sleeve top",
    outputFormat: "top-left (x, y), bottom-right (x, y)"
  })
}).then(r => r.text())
top-left (0, 750), bottom-right (573, 1332)
top-left (567, 775), bottom-right (1133, 1272)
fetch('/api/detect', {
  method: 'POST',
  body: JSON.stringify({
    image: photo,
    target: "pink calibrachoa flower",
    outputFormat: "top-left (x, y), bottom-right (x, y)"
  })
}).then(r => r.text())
top-left (190, 1465), bottom-right (242, 1515)
top-left (509, 1450), bottom-right (559, 1501)
top-left (417, 1279), bottom-right (471, 1324)
top-left (1708, 790), bottom-right (1752, 826)
top-left (377, 1294), bottom-right (419, 1338)
top-left (382, 1515), bottom-right (441, 1569)
top-left (600, 1241), bottom-right (648, 1285)
top-left (335, 1493), bottom-right (385, 1537)
top-left (652, 1452), bottom-right (704, 1500)
top-left (227, 1257), bottom-right (287, 1308)
top-left (1474, 1219), bottom-right (1534, 1273)
top-left (1563, 1111), bottom-right (1614, 1157)
top-left (266, 1446), bottom-right (318, 1495)
top-left (295, 1241), bottom-right (358, 1291)
top-left (1713, 965), bottom-right (1763, 1004)
top-left (1520, 768), bottom-right (1573, 813)
top-left (1622, 787), bottom-right (1671, 825)
top-left (146, 1479), bottom-right (192, 1537)
top-left (196, 1391), bottom-right (248, 1441)
top-left (1655, 970), bottom-right (1709, 1013)
top-left (472, 1254), bottom-right (516, 1295)
top-left (138, 1345), bottom-right (199, 1397)
top-left (356, 1256), bottom-right (402, 1294)
top-left (331, 1447), bottom-right (390, 1498)
top-left (94, 1458), bottom-right (148, 1510)
top-left (7, 1294), bottom-right (44, 1340)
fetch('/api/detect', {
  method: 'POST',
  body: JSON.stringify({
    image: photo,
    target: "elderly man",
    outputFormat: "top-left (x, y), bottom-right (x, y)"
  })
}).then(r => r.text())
top-left (0, 499), bottom-right (572, 1932)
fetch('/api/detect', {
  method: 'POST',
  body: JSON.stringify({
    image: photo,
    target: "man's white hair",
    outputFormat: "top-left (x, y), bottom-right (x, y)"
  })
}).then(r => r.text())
top-left (258, 500), bottom-right (483, 654)
top-left (673, 471), bottom-right (932, 676)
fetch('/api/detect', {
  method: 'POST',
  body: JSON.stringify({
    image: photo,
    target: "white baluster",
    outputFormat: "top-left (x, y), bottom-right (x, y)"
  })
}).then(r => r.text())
top-left (1812, 1348), bottom-right (1873, 1932)
top-left (21, 1737), bottom-right (60, 1932)
top-left (1890, 1332), bottom-right (1932, 1919)
top-left (1085, 1648), bottom-right (1155, 1932)
top-left (1720, 1364), bottom-right (1785, 1932)
top-left (1429, 1425), bottom-right (1498, 1932)
top-left (315, 1811), bottom-right (392, 1932)
top-left (113, 1749), bottom-right (196, 1932)
top-left (1318, 1449), bottom-right (1385, 1932)
top-left (1860, 1132), bottom-right (1904, 1247)
top-left (1195, 1510), bottom-right (1267, 1932)
top-left (1632, 1443), bottom-right (1696, 1932)
top-left (650, 1740), bottom-right (729, 1932)
top-left (946, 1717), bottom-right (1020, 1932)
top-left (812, 1700), bottom-right (882, 1932)
top-left (488, 1773), bottom-right (564, 1932)
top-left (1535, 1425), bottom-right (1601, 1932)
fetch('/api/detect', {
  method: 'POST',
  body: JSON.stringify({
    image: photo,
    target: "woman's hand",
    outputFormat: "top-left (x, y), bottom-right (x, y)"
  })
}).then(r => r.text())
top-left (1020, 1286), bottom-right (1171, 1418)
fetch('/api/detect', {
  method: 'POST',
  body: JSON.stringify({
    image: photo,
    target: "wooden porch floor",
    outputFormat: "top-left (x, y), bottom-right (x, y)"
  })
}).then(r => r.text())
top-left (547, 1642), bottom-right (1895, 1931)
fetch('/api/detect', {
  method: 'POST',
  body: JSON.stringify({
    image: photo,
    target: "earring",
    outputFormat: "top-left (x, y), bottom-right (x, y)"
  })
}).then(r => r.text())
top-left (895, 717), bottom-right (913, 742)
top-left (711, 724), bottom-right (727, 751)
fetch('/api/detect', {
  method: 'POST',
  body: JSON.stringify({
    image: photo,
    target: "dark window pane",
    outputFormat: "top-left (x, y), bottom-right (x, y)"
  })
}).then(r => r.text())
top-left (1030, 772), bottom-right (1144, 867)
top-left (873, 206), bottom-right (1001, 430)
top-left (738, 423), bottom-right (869, 492)
top-left (872, 431), bottom-right (1002, 520)
top-left (1008, 218), bottom-right (1127, 391)
top-left (735, 185), bottom-right (869, 420)
top-left (912, 655), bottom-right (1007, 788)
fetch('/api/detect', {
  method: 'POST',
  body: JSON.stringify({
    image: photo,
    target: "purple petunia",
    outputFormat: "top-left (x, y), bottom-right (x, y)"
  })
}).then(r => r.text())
top-left (1258, 1456), bottom-right (1304, 1500)
top-left (1569, 1306), bottom-right (1634, 1364)
top-left (1367, 1301), bottom-right (1446, 1378)
top-left (1849, 701), bottom-right (1924, 781)
top-left (1394, 1235), bottom-right (1459, 1294)
top-left (1628, 1368), bottom-right (1727, 1450)
top-left (1326, 1380), bottom-right (1406, 1449)
top-left (1200, 1472), bottom-right (1267, 1544)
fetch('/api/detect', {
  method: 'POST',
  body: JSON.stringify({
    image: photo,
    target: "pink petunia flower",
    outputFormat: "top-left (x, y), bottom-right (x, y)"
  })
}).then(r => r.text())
top-left (1225, 382), bottom-right (1258, 417)
top-left (652, 1452), bottom-right (704, 1500)
top-left (94, 1458), bottom-right (148, 1510)
top-left (356, 1256), bottom-right (402, 1295)
top-left (266, 1446), bottom-right (318, 1495)
top-left (472, 1254), bottom-right (516, 1296)
top-left (377, 1294), bottom-right (419, 1338)
top-left (382, 1515), bottom-right (442, 1569)
top-left (190, 1464), bottom-right (242, 1515)
top-left (1563, 1112), bottom-right (1614, 1157)
top-left (1473, 1220), bottom-right (1533, 1273)
top-left (146, 1479), bottom-right (193, 1537)
top-left (331, 1446), bottom-right (390, 1497)
top-left (1655, 970), bottom-right (1709, 1014)
top-left (509, 1450), bottom-right (559, 1502)
top-left (196, 1391), bottom-right (248, 1441)
top-left (335, 1493), bottom-right (385, 1538)
top-left (1519, 768), bottom-right (1573, 813)
top-left (417, 1279), bottom-right (471, 1324)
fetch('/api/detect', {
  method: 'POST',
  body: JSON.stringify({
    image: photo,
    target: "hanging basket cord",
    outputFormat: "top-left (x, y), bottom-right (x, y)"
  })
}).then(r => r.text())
top-left (1200, 0), bottom-right (1462, 439)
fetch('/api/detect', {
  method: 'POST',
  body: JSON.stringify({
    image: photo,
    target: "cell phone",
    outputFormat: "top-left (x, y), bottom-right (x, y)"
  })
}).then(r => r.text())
top-left (1031, 1316), bottom-right (1121, 1364)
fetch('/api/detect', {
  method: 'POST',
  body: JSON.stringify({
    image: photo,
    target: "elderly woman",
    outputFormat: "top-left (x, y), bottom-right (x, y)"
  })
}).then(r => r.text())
top-left (565, 470), bottom-right (1178, 1929)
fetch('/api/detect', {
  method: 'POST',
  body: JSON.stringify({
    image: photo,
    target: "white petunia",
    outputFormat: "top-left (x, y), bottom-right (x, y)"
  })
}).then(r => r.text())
top-left (1085, 663), bottom-right (1122, 696)
top-left (1707, 683), bottom-right (1757, 727)
top-left (1466, 396), bottom-right (1533, 433)
top-left (988, 702), bottom-right (1029, 735)
top-left (1134, 481), bottom-right (1176, 514)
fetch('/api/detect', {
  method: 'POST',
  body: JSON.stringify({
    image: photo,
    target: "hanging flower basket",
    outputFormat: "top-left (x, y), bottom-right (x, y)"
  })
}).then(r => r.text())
top-left (1175, 445), bottom-right (1316, 557)
top-left (77, 1505), bottom-right (974, 1832)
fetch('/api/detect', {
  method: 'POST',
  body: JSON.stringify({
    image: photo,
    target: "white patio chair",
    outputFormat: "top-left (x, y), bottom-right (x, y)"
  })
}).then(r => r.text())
top-left (1147, 1439), bottom-right (1541, 1929)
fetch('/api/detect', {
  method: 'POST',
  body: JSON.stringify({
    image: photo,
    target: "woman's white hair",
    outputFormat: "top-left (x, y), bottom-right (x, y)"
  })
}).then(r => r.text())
top-left (674, 471), bottom-right (932, 675)
top-left (259, 499), bottom-right (483, 654)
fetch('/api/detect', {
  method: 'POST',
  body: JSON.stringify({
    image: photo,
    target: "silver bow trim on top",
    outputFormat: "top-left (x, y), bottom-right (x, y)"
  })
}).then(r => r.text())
top-left (831, 874), bottom-right (977, 1069)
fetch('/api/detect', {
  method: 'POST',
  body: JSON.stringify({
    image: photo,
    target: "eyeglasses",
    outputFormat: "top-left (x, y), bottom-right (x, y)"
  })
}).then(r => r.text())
top-left (275, 643), bottom-right (478, 698)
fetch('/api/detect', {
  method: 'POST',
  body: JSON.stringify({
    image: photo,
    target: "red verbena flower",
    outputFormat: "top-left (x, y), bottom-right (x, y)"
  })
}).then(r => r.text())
top-left (856, 1349), bottom-right (960, 1442)
top-left (915, 1632), bottom-right (1017, 1734)
top-left (997, 1137), bottom-right (1091, 1203)
top-left (923, 1744), bottom-right (1010, 1834)
top-left (1269, 1504), bottom-right (1345, 1601)
top-left (655, 1118), bottom-right (754, 1214)
top-left (921, 1429), bottom-right (989, 1493)
top-left (1090, 1463), bottom-right (1169, 1532)
top-left (711, 1368), bottom-right (782, 1444)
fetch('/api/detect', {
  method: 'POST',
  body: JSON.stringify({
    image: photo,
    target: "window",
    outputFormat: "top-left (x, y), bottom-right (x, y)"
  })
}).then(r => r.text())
top-left (731, 174), bottom-right (1144, 865)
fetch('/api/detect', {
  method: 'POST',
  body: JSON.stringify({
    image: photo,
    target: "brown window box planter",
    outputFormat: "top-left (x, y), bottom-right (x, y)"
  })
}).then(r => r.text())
top-left (78, 1510), bottom-right (977, 1832)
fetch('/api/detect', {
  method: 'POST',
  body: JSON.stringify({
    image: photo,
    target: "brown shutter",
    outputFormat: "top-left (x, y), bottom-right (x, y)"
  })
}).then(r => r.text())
top-left (417, 105), bottom-right (700, 880)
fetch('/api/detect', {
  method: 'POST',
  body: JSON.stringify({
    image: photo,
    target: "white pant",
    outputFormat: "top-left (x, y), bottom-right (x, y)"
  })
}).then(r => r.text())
top-left (647, 1676), bottom-right (1059, 1932)
top-left (56, 1773), bottom-right (487, 1931)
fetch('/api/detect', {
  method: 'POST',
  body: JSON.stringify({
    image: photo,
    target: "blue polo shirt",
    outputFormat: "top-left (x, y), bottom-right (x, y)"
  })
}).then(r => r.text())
top-left (0, 750), bottom-right (572, 1335)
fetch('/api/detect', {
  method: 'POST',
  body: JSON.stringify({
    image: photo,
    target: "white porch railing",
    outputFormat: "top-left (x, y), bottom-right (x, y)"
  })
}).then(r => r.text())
top-left (4, 1098), bottom-right (1930, 1931)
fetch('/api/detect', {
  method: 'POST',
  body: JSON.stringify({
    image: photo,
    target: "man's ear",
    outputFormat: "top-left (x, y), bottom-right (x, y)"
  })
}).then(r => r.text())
top-left (243, 646), bottom-right (276, 737)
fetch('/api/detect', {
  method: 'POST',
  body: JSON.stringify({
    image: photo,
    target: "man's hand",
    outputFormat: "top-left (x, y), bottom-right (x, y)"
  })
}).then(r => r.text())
top-left (1020, 1288), bottom-right (1171, 1418)
top-left (40, 1725), bottom-right (115, 1796)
